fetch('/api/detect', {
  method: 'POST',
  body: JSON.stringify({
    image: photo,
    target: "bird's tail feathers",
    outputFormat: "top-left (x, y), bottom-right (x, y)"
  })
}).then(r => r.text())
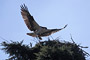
top-left (27, 33), bottom-right (37, 37)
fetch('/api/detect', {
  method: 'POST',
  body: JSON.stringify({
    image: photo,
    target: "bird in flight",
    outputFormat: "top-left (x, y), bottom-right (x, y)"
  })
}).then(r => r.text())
top-left (20, 4), bottom-right (67, 40)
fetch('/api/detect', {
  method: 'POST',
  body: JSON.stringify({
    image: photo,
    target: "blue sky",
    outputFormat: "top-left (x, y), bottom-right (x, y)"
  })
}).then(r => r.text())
top-left (0, 0), bottom-right (90, 60)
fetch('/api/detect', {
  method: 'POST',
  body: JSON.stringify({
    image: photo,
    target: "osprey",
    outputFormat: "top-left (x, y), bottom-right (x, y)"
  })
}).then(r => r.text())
top-left (20, 4), bottom-right (67, 40)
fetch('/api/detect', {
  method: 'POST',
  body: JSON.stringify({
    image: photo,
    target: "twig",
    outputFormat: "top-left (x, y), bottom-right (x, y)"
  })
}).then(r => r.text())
top-left (0, 36), bottom-right (9, 43)
top-left (70, 34), bottom-right (75, 44)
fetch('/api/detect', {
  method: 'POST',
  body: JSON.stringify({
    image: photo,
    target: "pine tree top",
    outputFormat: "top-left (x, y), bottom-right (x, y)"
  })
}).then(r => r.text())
top-left (1, 39), bottom-right (90, 60)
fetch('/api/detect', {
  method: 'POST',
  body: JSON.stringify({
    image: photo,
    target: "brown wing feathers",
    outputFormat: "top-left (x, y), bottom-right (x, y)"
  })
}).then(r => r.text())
top-left (21, 4), bottom-right (38, 31)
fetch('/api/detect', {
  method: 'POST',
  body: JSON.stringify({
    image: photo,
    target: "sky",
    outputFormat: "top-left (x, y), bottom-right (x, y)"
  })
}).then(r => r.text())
top-left (0, 0), bottom-right (90, 60)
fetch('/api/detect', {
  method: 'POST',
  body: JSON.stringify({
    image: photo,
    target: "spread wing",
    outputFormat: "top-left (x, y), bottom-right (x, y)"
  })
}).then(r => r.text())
top-left (47, 24), bottom-right (67, 34)
top-left (20, 4), bottom-right (40, 31)
top-left (40, 29), bottom-right (61, 36)
top-left (40, 24), bottom-right (68, 36)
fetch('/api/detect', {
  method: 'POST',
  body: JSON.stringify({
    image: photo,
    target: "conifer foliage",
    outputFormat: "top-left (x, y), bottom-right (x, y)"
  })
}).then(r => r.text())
top-left (1, 40), bottom-right (89, 60)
